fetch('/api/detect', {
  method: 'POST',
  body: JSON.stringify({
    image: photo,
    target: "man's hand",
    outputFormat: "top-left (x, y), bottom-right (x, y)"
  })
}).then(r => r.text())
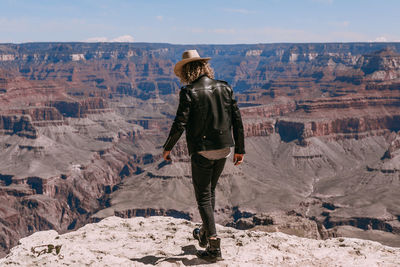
top-left (163, 150), bottom-right (172, 162)
top-left (233, 153), bottom-right (244, 166)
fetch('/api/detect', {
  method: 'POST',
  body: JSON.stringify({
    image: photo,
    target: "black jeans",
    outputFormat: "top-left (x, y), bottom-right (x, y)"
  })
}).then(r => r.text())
top-left (191, 153), bottom-right (227, 237)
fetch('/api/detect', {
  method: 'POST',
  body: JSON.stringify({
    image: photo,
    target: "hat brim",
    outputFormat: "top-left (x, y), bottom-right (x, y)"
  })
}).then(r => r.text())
top-left (174, 57), bottom-right (211, 77)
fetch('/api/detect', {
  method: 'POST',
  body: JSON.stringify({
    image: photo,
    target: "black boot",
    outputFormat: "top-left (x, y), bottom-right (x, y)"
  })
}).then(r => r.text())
top-left (196, 237), bottom-right (222, 262)
top-left (193, 227), bottom-right (208, 248)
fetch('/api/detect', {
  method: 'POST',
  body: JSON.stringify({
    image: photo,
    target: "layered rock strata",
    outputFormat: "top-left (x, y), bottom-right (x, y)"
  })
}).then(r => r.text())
top-left (0, 42), bottom-right (399, 257)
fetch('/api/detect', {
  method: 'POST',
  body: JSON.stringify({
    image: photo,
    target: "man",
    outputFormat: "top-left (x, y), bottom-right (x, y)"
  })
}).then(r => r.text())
top-left (162, 49), bottom-right (245, 261)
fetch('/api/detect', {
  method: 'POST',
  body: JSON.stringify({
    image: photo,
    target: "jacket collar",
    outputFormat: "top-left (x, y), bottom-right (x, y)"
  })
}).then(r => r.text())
top-left (191, 74), bottom-right (213, 86)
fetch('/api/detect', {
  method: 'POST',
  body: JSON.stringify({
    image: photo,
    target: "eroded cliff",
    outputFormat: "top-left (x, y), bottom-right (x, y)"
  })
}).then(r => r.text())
top-left (0, 42), bottom-right (400, 256)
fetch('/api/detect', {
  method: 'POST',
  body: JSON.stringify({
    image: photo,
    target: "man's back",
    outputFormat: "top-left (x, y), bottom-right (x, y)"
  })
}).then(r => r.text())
top-left (162, 50), bottom-right (244, 262)
top-left (183, 75), bottom-right (239, 154)
top-left (163, 74), bottom-right (244, 156)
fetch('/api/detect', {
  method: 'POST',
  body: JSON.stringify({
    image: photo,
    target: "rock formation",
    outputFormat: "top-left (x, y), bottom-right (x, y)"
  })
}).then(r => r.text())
top-left (1, 216), bottom-right (399, 266)
top-left (0, 42), bottom-right (400, 257)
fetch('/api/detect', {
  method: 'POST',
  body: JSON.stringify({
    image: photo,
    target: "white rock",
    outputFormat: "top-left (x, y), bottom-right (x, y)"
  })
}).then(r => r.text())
top-left (0, 54), bottom-right (15, 61)
top-left (289, 53), bottom-right (298, 62)
top-left (1, 216), bottom-right (399, 266)
top-left (71, 54), bottom-right (85, 61)
top-left (246, 50), bottom-right (263, 57)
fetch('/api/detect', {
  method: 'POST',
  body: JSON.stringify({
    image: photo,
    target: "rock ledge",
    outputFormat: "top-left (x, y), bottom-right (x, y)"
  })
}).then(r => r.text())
top-left (1, 216), bottom-right (399, 266)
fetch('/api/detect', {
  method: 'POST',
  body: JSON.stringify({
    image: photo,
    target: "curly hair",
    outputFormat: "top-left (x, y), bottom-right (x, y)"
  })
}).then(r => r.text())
top-left (178, 60), bottom-right (215, 84)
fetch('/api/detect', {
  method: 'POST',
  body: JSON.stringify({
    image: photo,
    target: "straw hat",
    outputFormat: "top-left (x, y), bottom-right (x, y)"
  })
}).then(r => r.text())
top-left (174, 50), bottom-right (211, 76)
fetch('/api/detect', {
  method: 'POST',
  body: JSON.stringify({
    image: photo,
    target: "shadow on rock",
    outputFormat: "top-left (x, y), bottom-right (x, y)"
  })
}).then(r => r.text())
top-left (130, 245), bottom-right (215, 266)
top-left (157, 160), bottom-right (172, 170)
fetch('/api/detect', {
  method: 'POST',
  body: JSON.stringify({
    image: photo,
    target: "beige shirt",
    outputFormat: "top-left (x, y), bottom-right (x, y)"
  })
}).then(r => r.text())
top-left (197, 147), bottom-right (231, 160)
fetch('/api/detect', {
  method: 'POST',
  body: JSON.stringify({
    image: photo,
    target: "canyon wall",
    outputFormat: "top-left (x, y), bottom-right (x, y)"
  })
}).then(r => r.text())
top-left (0, 42), bottom-right (400, 256)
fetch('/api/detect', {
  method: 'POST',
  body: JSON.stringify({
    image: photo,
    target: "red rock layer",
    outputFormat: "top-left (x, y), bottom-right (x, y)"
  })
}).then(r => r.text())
top-left (0, 145), bottom-right (137, 258)
top-left (0, 115), bottom-right (37, 138)
top-left (0, 42), bottom-right (399, 256)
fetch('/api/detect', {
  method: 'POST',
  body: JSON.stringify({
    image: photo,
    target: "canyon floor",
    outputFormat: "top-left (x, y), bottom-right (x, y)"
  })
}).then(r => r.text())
top-left (1, 42), bottom-right (400, 258)
top-left (93, 133), bottom-right (400, 248)
top-left (1, 216), bottom-right (399, 267)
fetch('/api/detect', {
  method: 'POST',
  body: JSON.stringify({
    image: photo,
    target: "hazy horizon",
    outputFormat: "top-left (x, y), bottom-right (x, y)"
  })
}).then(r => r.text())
top-left (0, 0), bottom-right (399, 44)
top-left (1, 41), bottom-right (400, 46)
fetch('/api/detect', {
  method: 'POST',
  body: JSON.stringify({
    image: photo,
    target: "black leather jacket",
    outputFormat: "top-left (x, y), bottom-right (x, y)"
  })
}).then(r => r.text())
top-left (163, 75), bottom-right (245, 155)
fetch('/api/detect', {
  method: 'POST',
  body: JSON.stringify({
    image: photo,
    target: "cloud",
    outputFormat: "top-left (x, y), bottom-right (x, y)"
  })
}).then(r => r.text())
top-left (156, 16), bottom-right (163, 22)
top-left (85, 35), bottom-right (134, 43)
top-left (369, 35), bottom-right (400, 42)
top-left (111, 35), bottom-right (135, 42)
top-left (85, 36), bottom-right (108, 42)
top-left (223, 8), bottom-right (255, 14)
top-left (373, 36), bottom-right (388, 42)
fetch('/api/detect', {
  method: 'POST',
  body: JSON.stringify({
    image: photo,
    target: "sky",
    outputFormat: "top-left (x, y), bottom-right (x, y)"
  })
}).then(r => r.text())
top-left (0, 0), bottom-right (399, 44)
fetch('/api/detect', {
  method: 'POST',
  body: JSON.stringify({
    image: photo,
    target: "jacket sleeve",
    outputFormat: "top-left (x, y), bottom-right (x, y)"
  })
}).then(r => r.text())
top-left (230, 87), bottom-right (245, 154)
top-left (163, 87), bottom-right (191, 151)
